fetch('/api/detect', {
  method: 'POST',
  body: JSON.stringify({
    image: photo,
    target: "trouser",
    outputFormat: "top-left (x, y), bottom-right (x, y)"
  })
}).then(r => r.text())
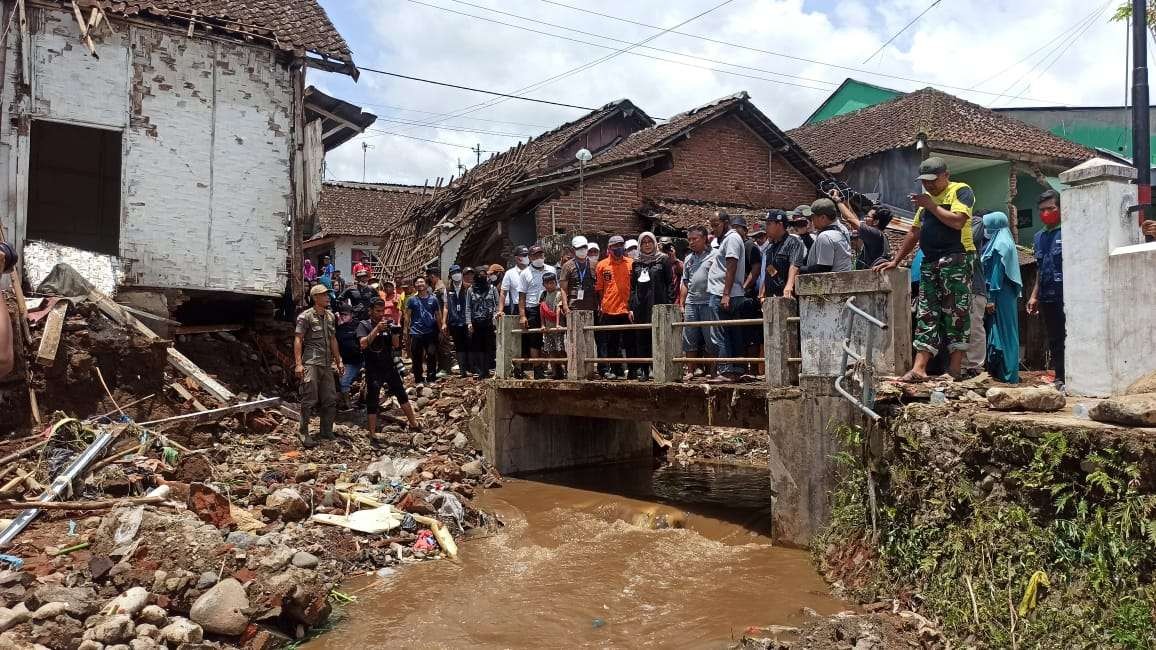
top-left (709, 294), bottom-right (746, 376)
top-left (365, 363), bottom-right (409, 414)
top-left (449, 324), bottom-right (470, 376)
top-left (299, 364), bottom-right (336, 439)
top-left (595, 311), bottom-right (609, 375)
top-left (913, 254), bottom-right (972, 355)
top-left (1040, 300), bottom-right (1066, 384)
top-left (436, 330), bottom-right (453, 375)
top-left (339, 360), bottom-right (363, 394)
top-left (470, 320), bottom-right (496, 376)
top-left (601, 313), bottom-right (632, 375)
top-left (631, 304), bottom-right (654, 376)
top-left (682, 302), bottom-right (720, 356)
top-left (410, 332), bottom-right (439, 383)
top-left (964, 294), bottom-right (988, 370)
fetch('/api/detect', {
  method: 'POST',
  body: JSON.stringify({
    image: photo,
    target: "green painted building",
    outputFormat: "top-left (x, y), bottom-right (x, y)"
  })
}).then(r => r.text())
top-left (993, 106), bottom-right (1156, 168)
top-left (803, 79), bottom-right (903, 125)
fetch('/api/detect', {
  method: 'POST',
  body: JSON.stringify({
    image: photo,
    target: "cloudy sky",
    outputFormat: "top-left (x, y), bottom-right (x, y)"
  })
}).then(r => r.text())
top-left (310, 0), bottom-right (1136, 185)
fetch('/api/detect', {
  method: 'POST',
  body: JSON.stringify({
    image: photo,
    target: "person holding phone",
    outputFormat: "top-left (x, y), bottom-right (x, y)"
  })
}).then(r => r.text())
top-left (875, 157), bottom-right (976, 381)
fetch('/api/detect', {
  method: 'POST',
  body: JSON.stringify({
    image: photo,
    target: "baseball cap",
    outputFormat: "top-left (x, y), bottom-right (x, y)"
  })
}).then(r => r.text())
top-left (766, 209), bottom-right (790, 227)
top-left (588, 241), bottom-right (600, 250)
top-left (473, 265), bottom-right (488, 275)
top-left (514, 245), bottom-right (530, 256)
top-left (625, 238), bottom-right (638, 250)
top-left (528, 244), bottom-right (545, 255)
top-left (917, 156), bottom-right (948, 181)
top-left (608, 235), bottom-right (625, 246)
top-left (463, 266), bottom-right (475, 274)
top-left (658, 236), bottom-right (673, 246)
top-left (425, 264), bottom-right (440, 275)
top-left (571, 235), bottom-right (589, 249)
top-left (487, 263), bottom-right (505, 274)
top-left (793, 204), bottom-right (813, 218)
top-left (309, 284), bottom-right (329, 296)
top-left (543, 271), bottom-right (558, 282)
top-left (730, 215), bottom-right (749, 229)
top-left (354, 268), bottom-right (367, 277)
top-left (448, 264), bottom-right (461, 274)
top-left (810, 198), bottom-right (838, 218)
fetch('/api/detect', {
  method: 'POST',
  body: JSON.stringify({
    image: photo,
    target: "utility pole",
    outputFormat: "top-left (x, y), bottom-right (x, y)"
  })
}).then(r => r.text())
top-left (1131, 0), bottom-right (1152, 239)
top-left (361, 142), bottom-right (374, 182)
top-left (457, 158), bottom-right (467, 176)
top-left (472, 143), bottom-right (482, 166)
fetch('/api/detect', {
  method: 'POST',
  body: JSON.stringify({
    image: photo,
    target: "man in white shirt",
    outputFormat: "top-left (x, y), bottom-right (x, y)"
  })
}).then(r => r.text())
top-left (499, 245), bottom-right (529, 316)
top-left (518, 243), bottom-right (556, 378)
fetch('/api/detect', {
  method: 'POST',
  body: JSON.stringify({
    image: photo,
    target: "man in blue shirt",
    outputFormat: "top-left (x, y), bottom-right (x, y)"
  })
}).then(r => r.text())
top-left (405, 277), bottom-right (443, 386)
top-left (1027, 189), bottom-right (1065, 390)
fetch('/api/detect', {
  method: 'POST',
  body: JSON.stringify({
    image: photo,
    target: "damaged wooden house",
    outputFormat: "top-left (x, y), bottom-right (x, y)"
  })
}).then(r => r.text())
top-left (384, 92), bottom-right (828, 277)
top-left (0, 0), bottom-right (374, 320)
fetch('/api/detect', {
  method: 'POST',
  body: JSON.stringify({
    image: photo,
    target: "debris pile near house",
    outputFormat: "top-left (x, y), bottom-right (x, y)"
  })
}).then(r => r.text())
top-left (0, 274), bottom-right (500, 648)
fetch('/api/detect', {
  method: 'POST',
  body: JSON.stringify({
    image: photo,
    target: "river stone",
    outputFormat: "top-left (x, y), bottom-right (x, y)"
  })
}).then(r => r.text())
top-left (460, 460), bottom-right (483, 477)
top-left (159, 618), bottom-right (202, 646)
top-left (265, 488), bottom-right (309, 522)
top-left (189, 578), bottom-right (249, 636)
top-left (105, 587), bottom-right (149, 617)
top-left (137, 605), bottom-right (168, 627)
top-left (1090, 393), bottom-right (1156, 426)
top-left (129, 638), bottom-right (160, 650)
top-left (134, 622), bottom-right (160, 638)
top-left (31, 602), bottom-right (70, 621)
top-left (985, 386), bottom-right (1065, 412)
top-left (77, 641), bottom-right (103, 650)
top-left (0, 603), bottom-right (29, 632)
top-left (84, 615), bottom-right (134, 644)
top-left (452, 432), bottom-right (469, 449)
top-left (291, 552), bottom-right (319, 569)
top-left (1126, 371), bottom-right (1156, 395)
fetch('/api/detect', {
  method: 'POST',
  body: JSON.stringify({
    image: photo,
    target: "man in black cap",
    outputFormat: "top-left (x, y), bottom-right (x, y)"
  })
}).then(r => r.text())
top-left (760, 210), bottom-right (806, 300)
top-left (875, 156), bottom-right (976, 381)
top-left (801, 198), bottom-right (854, 274)
top-left (0, 241), bottom-right (17, 379)
top-left (359, 298), bottom-right (421, 434)
top-left (340, 268), bottom-right (375, 320)
top-left (790, 205), bottom-right (815, 254)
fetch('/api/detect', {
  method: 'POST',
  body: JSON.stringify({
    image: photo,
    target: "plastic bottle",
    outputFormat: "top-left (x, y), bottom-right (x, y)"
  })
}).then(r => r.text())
top-left (1073, 403), bottom-right (1090, 419)
top-left (929, 390), bottom-right (947, 405)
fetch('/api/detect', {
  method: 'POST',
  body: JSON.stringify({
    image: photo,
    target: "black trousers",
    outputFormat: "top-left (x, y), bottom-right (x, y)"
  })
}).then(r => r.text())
top-left (1040, 301), bottom-right (1066, 384)
top-left (449, 324), bottom-right (470, 376)
top-left (631, 304), bottom-right (654, 376)
top-left (600, 313), bottom-right (634, 375)
top-left (470, 320), bottom-right (496, 376)
top-left (410, 332), bottom-right (438, 383)
top-left (365, 363), bottom-right (408, 414)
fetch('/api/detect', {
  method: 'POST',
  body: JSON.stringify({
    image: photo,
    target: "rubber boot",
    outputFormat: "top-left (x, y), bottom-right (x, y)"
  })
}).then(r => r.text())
top-left (319, 407), bottom-right (336, 440)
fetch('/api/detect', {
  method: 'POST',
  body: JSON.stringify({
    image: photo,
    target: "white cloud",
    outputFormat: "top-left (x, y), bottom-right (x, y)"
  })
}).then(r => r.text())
top-left (312, 0), bottom-right (1131, 185)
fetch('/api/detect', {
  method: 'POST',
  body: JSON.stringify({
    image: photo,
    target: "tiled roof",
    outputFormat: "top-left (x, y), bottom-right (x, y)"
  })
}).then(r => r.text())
top-left (90, 0), bottom-right (353, 65)
top-left (315, 182), bottom-right (430, 239)
top-left (787, 87), bottom-right (1094, 168)
top-left (640, 198), bottom-right (770, 231)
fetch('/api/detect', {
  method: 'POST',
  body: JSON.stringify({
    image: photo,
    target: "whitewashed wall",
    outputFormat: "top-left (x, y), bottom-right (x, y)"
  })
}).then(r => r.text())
top-left (0, 6), bottom-right (293, 296)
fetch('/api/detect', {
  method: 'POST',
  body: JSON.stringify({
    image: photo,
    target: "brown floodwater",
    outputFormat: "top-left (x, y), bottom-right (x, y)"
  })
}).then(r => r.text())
top-left (305, 461), bottom-right (847, 649)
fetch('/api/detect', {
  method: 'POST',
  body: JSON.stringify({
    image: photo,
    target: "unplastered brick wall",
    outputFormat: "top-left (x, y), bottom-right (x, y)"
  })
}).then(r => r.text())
top-left (534, 167), bottom-right (646, 239)
top-left (641, 114), bottom-right (816, 208)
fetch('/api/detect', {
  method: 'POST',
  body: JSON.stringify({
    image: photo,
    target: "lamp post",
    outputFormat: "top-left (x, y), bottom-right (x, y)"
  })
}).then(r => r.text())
top-left (1131, 0), bottom-right (1152, 239)
top-left (576, 148), bottom-right (592, 232)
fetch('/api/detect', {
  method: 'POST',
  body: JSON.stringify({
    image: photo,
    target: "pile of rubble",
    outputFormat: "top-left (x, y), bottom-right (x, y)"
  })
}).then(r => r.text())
top-left (742, 604), bottom-right (947, 650)
top-left (654, 423), bottom-right (770, 465)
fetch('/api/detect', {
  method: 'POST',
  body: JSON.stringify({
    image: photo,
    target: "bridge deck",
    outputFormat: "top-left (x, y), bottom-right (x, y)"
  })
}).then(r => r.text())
top-left (491, 379), bottom-right (799, 430)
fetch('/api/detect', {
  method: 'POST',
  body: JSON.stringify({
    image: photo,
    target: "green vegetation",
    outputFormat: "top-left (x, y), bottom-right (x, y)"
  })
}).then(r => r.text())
top-left (816, 413), bottom-right (1156, 648)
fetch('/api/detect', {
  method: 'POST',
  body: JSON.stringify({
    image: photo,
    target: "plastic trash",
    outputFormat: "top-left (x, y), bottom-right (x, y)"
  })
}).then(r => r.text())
top-left (434, 491), bottom-right (466, 530)
top-left (66, 520), bottom-right (78, 537)
top-left (413, 529), bottom-right (437, 552)
top-left (592, 618), bottom-right (606, 629)
top-left (929, 390), bottom-right (947, 405)
top-left (113, 506), bottom-right (145, 546)
top-left (1073, 403), bottom-right (1090, 420)
top-left (0, 554), bottom-right (23, 569)
top-left (376, 567), bottom-right (397, 579)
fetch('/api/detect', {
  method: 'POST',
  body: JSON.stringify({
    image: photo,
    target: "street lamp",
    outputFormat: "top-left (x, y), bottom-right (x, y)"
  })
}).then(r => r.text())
top-left (576, 148), bottom-right (592, 231)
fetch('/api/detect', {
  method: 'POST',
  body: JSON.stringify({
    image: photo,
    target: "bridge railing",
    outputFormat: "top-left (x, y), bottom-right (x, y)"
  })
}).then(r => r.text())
top-left (495, 298), bottom-right (801, 386)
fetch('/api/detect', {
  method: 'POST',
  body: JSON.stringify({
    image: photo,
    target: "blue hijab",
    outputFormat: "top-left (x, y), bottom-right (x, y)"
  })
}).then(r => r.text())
top-left (980, 212), bottom-right (1022, 295)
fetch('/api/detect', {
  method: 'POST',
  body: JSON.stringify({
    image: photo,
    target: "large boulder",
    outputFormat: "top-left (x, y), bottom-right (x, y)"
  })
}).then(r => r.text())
top-left (1090, 393), bottom-right (1156, 427)
top-left (986, 386), bottom-right (1066, 412)
top-left (189, 578), bottom-right (249, 636)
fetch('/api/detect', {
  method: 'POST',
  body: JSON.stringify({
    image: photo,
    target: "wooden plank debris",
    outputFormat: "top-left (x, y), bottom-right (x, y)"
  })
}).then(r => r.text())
top-left (169, 381), bottom-right (208, 412)
top-left (71, 1), bottom-right (98, 57)
top-left (35, 301), bottom-right (69, 366)
top-left (138, 397), bottom-right (281, 429)
top-left (175, 323), bottom-right (244, 336)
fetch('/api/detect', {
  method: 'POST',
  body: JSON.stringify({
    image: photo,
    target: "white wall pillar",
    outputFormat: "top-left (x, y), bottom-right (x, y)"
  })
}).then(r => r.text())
top-left (1059, 158), bottom-right (1152, 396)
top-left (333, 237), bottom-right (352, 276)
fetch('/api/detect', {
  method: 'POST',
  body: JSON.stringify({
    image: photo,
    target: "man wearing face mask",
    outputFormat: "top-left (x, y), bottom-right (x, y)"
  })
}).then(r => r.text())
top-left (500, 245), bottom-right (529, 317)
top-left (445, 264), bottom-right (472, 378)
top-left (1027, 189), bottom-right (1066, 390)
top-left (595, 235), bottom-right (634, 379)
top-left (518, 244), bottom-right (555, 378)
top-left (625, 239), bottom-right (639, 261)
top-left (561, 235), bottom-right (597, 315)
top-left (467, 265), bottom-right (499, 377)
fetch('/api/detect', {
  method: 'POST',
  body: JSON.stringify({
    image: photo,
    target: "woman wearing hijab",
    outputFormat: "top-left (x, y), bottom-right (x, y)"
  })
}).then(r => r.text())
top-left (980, 212), bottom-right (1022, 384)
top-left (466, 265), bottom-right (500, 377)
top-left (628, 232), bottom-right (675, 381)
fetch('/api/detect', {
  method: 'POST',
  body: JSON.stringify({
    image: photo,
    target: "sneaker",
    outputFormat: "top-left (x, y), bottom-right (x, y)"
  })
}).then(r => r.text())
top-left (603, 371), bottom-right (617, 380)
top-left (299, 434), bottom-right (318, 449)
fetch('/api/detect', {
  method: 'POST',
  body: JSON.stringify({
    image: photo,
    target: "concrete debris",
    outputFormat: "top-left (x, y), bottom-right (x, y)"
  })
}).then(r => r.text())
top-left (1089, 392), bottom-right (1156, 426)
top-left (1125, 370), bottom-right (1156, 395)
top-left (189, 578), bottom-right (250, 636)
top-left (985, 386), bottom-right (1066, 411)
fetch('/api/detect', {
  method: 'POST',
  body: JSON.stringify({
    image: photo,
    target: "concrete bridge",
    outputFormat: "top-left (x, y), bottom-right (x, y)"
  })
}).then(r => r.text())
top-left (476, 269), bottom-right (911, 545)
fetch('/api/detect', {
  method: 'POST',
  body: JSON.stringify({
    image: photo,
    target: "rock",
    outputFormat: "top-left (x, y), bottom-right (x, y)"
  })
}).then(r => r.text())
top-left (187, 483), bottom-right (233, 529)
top-left (31, 602), bottom-right (69, 620)
top-left (1090, 393), bottom-right (1156, 426)
top-left (395, 491), bottom-right (437, 516)
top-left (84, 615), bottom-right (134, 644)
top-left (159, 617), bottom-right (203, 646)
top-left (290, 552), bottom-right (319, 569)
top-left (195, 572), bottom-right (219, 590)
top-left (0, 603), bottom-right (30, 632)
top-left (189, 578), bottom-right (249, 636)
top-left (129, 638), bottom-right (159, 650)
top-left (412, 432), bottom-right (429, 447)
top-left (294, 464), bottom-right (319, 483)
top-left (28, 585), bottom-right (99, 618)
top-left (264, 488), bottom-right (309, 522)
top-left (259, 546), bottom-right (294, 571)
top-left (239, 624), bottom-right (292, 650)
top-left (78, 641), bottom-right (104, 650)
top-left (985, 386), bottom-right (1066, 412)
top-left (173, 455), bottom-right (214, 483)
top-left (134, 622), bottom-right (160, 638)
top-left (225, 531), bottom-right (258, 549)
top-left (137, 606), bottom-right (168, 627)
top-left (1126, 370), bottom-right (1156, 395)
top-left (420, 387), bottom-right (434, 398)
top-left (452, 432), bottom-right (469, 449)
top-left (460, 460), bottom-right (483, 477)
top-left (105, 587), bottom-right (149, 617)
top-left (415, 397), bottom-right (429, 409)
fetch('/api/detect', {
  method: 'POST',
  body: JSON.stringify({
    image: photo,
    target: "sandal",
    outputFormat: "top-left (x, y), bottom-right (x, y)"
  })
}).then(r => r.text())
top-left (897, 370), bottom-right (929, 383)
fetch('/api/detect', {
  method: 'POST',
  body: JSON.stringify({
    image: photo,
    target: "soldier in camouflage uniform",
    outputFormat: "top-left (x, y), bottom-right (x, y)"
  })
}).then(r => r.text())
top-left (875, 157), bottom-right (976, 381)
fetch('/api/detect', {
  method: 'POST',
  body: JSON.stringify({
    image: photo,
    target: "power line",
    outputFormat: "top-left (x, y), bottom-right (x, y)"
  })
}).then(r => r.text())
top-left (373, 116), bottom-right (533, 138)
top-left (862, 0), bottom-right (943, 64)
top-left (989, 5), bottom-right (1106, 107)
top-left (355, 67), bottom-right (599, 111)
top-left (532, 0), bottom-right (1070, 104)
top-left (356, 101), bottom-right (554, 129)
top-left (356, 128), bottom-right (496, 151)
top-left (392, 0), bottom-right (736, 133)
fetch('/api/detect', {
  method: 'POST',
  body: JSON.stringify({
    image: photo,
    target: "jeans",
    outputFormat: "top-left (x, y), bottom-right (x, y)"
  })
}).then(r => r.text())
top-left (682, 302), bottom-right (719, 355)
top-left (708, 294), bottom-right (746, 376)
top-left (339, 360), bottom-right (363, 394)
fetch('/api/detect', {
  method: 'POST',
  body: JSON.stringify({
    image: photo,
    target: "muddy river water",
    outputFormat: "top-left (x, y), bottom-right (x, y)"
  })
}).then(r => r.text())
top-left (305, 461), bottom-right (846, 649)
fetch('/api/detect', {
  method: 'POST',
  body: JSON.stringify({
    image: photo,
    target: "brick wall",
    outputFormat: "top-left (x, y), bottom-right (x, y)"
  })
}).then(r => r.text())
top-left (533, 167), bottom-right (646, 238)
top-left (641, 114), bottom-right (816, 208)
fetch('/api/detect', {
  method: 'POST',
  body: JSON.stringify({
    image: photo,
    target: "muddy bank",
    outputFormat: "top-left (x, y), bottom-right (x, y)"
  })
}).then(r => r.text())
top-left (816, 401), bottom-right (1156, 648)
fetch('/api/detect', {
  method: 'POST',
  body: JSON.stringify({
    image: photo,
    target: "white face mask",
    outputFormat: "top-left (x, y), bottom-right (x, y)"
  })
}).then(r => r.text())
top-left (628, 249), bottom-right (639, 260)
top-left (516, 256), bottom-right (529, 266)
top-left (488, 274), bottom-right (498, 282)
top-left (531, 258), bottom-right (545, 269)
top-left (451, 273), bottom-right (463, 283)
top-left (575, 249), bottom-right (588, 260)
